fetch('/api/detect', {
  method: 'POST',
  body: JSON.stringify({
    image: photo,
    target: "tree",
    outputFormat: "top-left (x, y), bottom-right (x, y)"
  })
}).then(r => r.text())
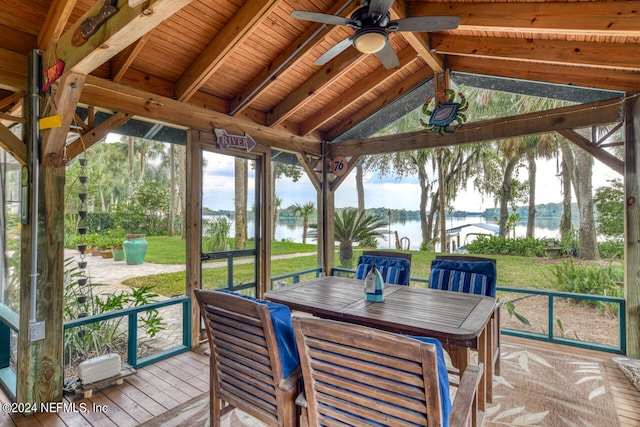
top-left (292, 202), bottom-right (315, 244)
top-left (594, 178), bottom-right (624, 240)
top-left (311, 209), bottom-right (387, 268)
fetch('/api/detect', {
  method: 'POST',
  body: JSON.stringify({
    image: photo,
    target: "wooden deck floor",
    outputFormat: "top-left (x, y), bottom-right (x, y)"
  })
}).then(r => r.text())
top-left (1, 337), bottom-right (639, 426)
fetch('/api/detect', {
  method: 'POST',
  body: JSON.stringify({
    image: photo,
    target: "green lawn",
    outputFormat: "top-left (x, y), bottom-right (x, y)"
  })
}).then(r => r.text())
top-left (125, 236), bottom-right (574, 298)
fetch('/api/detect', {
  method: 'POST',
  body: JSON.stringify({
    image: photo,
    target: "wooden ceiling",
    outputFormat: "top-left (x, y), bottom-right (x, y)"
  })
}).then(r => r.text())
top-left (0, 0), bottom-right (638, 160)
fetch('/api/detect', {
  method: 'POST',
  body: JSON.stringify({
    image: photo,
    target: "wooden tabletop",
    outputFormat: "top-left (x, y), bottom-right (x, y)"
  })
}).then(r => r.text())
top-left (265, 276), bottom-right (496, 348)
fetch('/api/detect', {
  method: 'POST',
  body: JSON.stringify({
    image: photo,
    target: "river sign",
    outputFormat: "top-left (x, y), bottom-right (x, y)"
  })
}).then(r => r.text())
top-left (214, 129), bottom-right (257, 152)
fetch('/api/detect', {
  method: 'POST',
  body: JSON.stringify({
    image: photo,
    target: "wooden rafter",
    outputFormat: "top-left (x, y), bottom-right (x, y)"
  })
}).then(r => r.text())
top-left (296, 153), bottom-right (322, 191)
top-left (37, 0), bottom-right (77, 51)
top-left (267, 49), bottom-right (368, 127)
top-left (390, 0), bottom-right (443, 74)
top-left (300, 47), bottom-right (422, 136)
top-left (229, 0), bottom-right (359, 116)
top-left (432, 35), bottom-right (640, 72)
top-left (176, 0), bottom-right (282, 101)
top-left (414, 2), bottom-right (640, 36)
top-left (325, 64), bottom-right (433, 141)
top-left (111, 33), bottom-right (152, 82)
top-left (52, 0), bottom-right (195, 74)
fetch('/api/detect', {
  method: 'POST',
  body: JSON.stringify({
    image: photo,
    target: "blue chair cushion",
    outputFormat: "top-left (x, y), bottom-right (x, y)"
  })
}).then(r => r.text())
top-left (217, 290), bottom-right (300, 377)
top-left (429, 259), bottom-right (497, 297)
top-left (355, 255), bottom-right (411, 285)
top-left (408, 336), bottom-right (452, 427)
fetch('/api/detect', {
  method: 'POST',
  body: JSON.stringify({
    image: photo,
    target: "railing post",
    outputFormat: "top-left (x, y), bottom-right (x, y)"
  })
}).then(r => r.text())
top-left (548, 295), bottom-right (554, 341)
top-left (183, 298), bottom-right (192, 348)
top-left (128, 312), bottom-right (138, 368)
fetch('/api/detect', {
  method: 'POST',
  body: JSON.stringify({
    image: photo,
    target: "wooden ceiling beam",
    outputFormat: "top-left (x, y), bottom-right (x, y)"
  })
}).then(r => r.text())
top-left (38, 0), bottom-right (77, 51)
top-left (433, 35), bottom-right (640, 71)
top-left (391, 0), bottom-right (444, 74)
top-left (558, 129), bottom-right (623, 175)
top-left (267, 49), bottom-right (367, 127)
top-left (53, 0), bottom-right (195, 74)
top-left (0, 91), bottom-right (24, 110)
top-left (325, 65), bottom-right (433, 141)
top-left (175, 0), bottom-right (281, 102)
top-left (448, 56), bottom-right (640, 93)
top-left (229, 0), bottom-right (359, 116)
top-left (80, 75), bottom-right (322, 155)
top-left (65, 111), bottom-right (132, 160)
top-left (299, 47), bottom-right (423, 136)
top-left (0, 49), bottom-right (27, 92)
top-left (0, 122), bottom-right (26, 165)
top-left (332, 97), bottom-right (623, 157)
top-left (411, 1), bottom-right (640, 36)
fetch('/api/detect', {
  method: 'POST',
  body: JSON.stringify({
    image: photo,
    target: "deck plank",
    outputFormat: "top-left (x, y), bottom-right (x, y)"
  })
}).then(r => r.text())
top-left (0, 340), bottom-right (638, 426)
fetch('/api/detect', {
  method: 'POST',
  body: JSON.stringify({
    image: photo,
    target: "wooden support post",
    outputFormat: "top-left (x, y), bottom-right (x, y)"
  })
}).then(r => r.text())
top-left (625, 92), bottom-right (640, 358)
top-left (259, 148), bottom-right (272, 297)
top-left (185, 129), bottom-right (202, 349)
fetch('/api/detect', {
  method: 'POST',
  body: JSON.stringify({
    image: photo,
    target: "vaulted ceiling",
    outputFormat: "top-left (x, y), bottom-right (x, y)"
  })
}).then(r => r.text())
top-left (0, 0), bottom-right (637, 162)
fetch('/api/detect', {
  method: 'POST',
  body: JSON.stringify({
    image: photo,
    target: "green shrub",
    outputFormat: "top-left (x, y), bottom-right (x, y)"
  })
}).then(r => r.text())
top-left (598, 239), bottom-right (624, 260)
top-left (549, 258), bottom-right (624, 313)
top-left (464, 235), bottom-right (546, 257)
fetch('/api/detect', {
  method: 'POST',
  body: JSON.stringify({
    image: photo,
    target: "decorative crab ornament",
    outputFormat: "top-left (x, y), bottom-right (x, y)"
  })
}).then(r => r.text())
top-left (420, 89), bottom-right (468, 134)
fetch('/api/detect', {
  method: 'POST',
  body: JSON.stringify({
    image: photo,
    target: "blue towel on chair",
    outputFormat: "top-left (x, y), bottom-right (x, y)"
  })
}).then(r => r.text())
top-left (217, 290), bottom-right (300, 377)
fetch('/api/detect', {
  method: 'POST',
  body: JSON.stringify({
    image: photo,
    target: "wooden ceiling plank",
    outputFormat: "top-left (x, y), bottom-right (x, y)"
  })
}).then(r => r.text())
top-left (175, 0), bottom-right (282, 102)
top-left (391, 0), bottom-right (444, 73)
top-left (267, 50), bottom-right (367, 128)
top-left (332, 97), bottom-right (623, 157)
top-left (65, 111), bottom-right (131, 160)
top-left (0, 122), bottom-right (26, 165)
top-left (433, 35), bottom-right (640, 71)
top-left (80, 75), bottom-right (322, 156)
top-left (40, 72), bottom-right (86, 165)
top-left (53, 0), bottom-right (195, 75)
top-left (38, 0), bottom-right (77, 51)
top-left (559, 128), bottom-right (623, 175)
top-left (325, 66), bottom-right (433, 141)
top-left (448, 56), bottom-right (640, 93)
top-left (111, 33), bottom-right (152, 82)
top-left (412, 1), bottom-right (640, 36)
top-left (299, 47), bottom-right (422, 136)
top-left (0, 48), bottom-right (27, 92)
top-left (229, 0), bottom-right (359, 116)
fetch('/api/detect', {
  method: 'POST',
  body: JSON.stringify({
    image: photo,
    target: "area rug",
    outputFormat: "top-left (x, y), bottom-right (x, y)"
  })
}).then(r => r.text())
top-left (484, 343), bottom-right (619, 426)
top-left (141, 343), bottom-right (619, 426)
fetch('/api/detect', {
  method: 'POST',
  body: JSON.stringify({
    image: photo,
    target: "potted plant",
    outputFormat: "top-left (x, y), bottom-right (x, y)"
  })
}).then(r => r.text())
top-left (96, 229), bottom-right (126, 260)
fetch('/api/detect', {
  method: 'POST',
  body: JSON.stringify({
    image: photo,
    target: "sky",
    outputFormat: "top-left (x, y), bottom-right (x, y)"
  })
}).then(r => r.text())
top-left (201, 150), bottom-right (620, 213)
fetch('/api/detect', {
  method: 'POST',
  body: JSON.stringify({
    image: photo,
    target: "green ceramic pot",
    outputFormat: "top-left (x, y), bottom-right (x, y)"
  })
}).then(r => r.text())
top-left (123, 234), bottom-right (148, 265)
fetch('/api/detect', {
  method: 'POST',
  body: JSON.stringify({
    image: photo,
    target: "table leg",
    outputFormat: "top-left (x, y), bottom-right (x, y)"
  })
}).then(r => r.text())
top-left (477, 326), bottom-right (488, 411)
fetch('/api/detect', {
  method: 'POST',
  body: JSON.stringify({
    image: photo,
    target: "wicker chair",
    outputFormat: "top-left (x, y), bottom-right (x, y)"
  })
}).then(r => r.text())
top-left (195, 289), bottom-right (301, 427)
top-left (293, 316), bottom-right (482, 427)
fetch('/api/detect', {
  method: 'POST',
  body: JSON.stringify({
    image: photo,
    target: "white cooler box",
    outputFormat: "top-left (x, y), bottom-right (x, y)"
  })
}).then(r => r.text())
top-left (78, 353), bottom-right (121, 384)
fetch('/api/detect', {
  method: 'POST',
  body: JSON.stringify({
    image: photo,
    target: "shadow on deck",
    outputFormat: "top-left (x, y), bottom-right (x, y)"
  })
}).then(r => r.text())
top-left (1, 336), bottom-right (639, 427)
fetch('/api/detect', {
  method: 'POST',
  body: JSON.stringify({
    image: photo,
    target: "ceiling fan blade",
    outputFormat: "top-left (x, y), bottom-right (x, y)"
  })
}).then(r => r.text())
top-left (375, 43), bottom-right (400, 69)
top-left (391, 16), bottom-right (460, 32)
top-left (290, 10), bottom-right (350, 27)
top-left (314, 38), bottom-right (353, 65)
top-left (368, 0), bottom-right (395, 20)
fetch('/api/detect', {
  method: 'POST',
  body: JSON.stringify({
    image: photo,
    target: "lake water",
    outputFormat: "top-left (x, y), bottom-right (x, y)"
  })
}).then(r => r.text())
top-left (267, 216), bottom-right (564, 250)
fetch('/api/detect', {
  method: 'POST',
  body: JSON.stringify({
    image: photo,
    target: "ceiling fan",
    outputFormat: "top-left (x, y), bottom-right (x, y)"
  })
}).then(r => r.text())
top-left (290, 0), bottom-right (459, 69)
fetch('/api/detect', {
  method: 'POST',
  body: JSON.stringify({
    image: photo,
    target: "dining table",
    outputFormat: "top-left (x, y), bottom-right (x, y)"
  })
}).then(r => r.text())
top-left (264, 275), bottom-right (496, 413)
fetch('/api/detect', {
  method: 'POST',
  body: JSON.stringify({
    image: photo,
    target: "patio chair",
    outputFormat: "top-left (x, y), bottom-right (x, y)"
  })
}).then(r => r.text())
top-left (430, 255), bottom-right (500, 376)
top-left (355, 250), bottom-right (412, 285)
top-left (292, 316), bottom-right (482, 427)
top-left (194, 289), bottom-right (301, 427)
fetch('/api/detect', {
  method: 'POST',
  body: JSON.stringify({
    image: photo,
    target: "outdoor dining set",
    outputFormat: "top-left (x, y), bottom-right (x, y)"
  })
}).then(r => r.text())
top-left (195, 252), bottom-right (499, 427)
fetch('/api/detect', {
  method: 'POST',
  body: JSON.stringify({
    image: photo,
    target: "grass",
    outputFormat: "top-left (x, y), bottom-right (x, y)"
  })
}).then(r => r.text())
top-left (124, 236), bottom-right (594, 298)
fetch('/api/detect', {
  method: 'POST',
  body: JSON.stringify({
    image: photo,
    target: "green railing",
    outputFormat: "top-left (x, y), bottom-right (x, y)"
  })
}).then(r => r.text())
top-left (270, 267), bottom-right (324, 287)
top-left (64, 296), bottom-right (192, 369)
top-left (330, 267), bottom-right (626, 354)
top-left (496, 286), bottom-right (626, 354)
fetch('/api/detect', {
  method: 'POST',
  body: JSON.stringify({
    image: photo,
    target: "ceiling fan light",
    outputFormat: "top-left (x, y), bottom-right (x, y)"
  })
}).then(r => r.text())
top-left (354, 31), bottom-right (387, 54)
